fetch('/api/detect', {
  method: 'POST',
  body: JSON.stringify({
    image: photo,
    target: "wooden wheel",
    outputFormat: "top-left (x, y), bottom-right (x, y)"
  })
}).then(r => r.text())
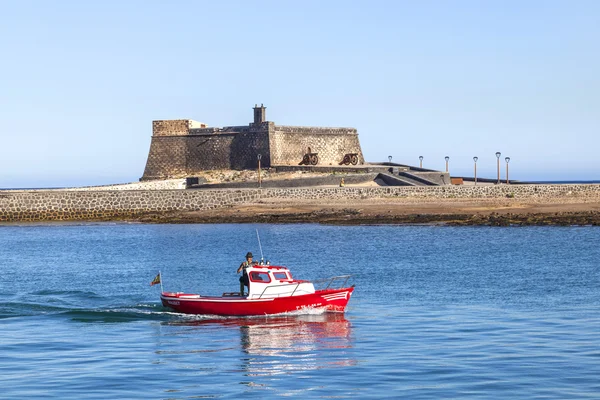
top-left (350, 154), bottom-right (358, 165)
top-left (309, 154), bottom-right (319, 165)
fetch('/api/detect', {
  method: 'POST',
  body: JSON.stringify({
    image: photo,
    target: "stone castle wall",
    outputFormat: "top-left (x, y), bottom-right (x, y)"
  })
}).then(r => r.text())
top-left (269, 126), bottom-right (364, 167)
top-left (186, 129), bottom-right (271, 172)
top-left (142, 136), bottom-right (189, 179)
top-left (141, 107), bottom-right (365, 180)
top-left (152, 120), bottom-right (207, 136)
top-left (1, 185), bottom-right (599, 222)
top-left (142, 126), bottom-right (271, 180)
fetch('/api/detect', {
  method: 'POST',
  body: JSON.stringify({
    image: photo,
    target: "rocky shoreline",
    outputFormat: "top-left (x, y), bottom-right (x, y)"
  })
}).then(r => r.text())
top-left (131, 208), bottom-right (600, 226)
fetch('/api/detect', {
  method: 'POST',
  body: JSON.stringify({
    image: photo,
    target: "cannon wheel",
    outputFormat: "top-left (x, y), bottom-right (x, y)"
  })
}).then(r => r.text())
top-left (309, 154), bottom-right (319, 165)
top-left (350, 154), bottom-right (358, 165)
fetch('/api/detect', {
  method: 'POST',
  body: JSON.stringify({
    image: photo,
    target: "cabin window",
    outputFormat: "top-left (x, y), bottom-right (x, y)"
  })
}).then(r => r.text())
top-left (273, 272), bottom-right (289, 280)
top-left (249, 271), bottom-right (271, 283)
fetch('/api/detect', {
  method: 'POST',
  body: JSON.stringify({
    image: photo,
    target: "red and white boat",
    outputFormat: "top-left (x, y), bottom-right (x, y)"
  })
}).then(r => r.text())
top-left (160, 264), bottom-right (354, 316)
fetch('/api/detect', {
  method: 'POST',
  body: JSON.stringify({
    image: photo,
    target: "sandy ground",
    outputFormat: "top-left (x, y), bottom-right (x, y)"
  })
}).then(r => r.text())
top-left (140, 196), bottom-right (600, 226)
top-left (35, 170), bottom-right (599, 225)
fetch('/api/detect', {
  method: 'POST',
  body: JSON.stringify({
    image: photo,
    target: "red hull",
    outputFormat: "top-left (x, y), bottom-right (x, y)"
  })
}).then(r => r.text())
top-left (161, 287), bottom-right (354, 316)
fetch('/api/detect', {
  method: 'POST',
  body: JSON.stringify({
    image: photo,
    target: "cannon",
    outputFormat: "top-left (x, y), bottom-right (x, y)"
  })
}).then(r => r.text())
top-left (339, 153), bottom-right (359, 165)
top-left (299, 153), bottom-right (319, 166)
top-left (299, 147), bottom-right (319, 166)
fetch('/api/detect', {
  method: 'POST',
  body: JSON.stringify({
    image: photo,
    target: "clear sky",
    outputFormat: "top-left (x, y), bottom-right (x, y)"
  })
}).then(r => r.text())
top-left (1, 0), bottom-right (598, 188)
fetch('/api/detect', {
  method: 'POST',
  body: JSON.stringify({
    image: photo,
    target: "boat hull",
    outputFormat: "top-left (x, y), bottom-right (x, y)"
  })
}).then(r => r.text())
top-left (161, 287), bottom-right (354, 316)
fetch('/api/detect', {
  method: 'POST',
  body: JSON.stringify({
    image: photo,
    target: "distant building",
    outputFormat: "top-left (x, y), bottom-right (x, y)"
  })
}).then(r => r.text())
top-left (141, 105), bottom-right (364, 180)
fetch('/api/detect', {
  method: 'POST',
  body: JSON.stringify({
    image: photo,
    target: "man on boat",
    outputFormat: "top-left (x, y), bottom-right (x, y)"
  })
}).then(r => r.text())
top-left (237, 252), bottom-right (256, 295)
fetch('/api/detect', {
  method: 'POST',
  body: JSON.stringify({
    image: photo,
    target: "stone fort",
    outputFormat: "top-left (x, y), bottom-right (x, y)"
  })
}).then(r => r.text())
top-left (141, 105), bottom-right (364, 180)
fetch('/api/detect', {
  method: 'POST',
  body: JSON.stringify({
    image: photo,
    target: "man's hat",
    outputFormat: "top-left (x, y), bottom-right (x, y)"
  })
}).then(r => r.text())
top-left (246, 252), bottom-right (253, 258)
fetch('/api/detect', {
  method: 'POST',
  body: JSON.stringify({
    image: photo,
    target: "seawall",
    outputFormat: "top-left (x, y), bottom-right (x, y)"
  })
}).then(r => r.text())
top-left (1, 184), bottom-right (599, 222)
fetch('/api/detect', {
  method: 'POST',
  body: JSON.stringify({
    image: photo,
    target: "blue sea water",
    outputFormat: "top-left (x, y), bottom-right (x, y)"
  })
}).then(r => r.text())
top-left (1, 223), bottom-right (599, 399)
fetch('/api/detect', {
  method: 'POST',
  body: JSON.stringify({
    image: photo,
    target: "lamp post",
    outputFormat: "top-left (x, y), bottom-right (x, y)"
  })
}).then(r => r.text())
top-left (388, 155), bottom-right (392, 164)
top-left (505, 157), bottom-right (510, 184)
top-left (257, 154), bottom-right (262, 188)
top-left (445, 156), bottom-right (450, 173)
top-left (495, 152), bottom-right (501, 184)
top-left (473, 157), bottom-right (478, 185)
top-left (419, 155), bottom-right (423, 168)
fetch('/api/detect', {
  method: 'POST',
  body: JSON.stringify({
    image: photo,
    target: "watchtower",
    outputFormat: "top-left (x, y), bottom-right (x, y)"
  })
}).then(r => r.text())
top-left (253, 104), bottom-right (266, 125)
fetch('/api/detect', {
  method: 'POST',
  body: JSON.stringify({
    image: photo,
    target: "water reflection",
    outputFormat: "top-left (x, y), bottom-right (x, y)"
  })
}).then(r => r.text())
top-left (237, 312), bottom-right (355, 377)
top-left (168, 312), bottom-right (355, 377)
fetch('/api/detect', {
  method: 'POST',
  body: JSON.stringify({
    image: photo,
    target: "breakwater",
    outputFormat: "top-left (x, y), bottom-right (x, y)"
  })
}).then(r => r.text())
top-left (1, 184), bottom-right (599, 222)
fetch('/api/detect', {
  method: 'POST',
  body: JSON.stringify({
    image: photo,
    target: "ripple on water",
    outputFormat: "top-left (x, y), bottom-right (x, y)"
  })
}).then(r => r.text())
top-left (0, 224), bottom-right (600, 399)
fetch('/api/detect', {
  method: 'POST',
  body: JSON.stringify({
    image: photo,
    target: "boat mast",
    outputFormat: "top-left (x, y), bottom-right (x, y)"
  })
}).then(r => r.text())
top-left (256, 229), bottom-right (265, 264)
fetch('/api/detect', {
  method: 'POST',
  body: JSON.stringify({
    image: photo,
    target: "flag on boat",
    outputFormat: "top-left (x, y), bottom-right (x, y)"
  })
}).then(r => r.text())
top-left (150, 272), bottom-right (161, 286)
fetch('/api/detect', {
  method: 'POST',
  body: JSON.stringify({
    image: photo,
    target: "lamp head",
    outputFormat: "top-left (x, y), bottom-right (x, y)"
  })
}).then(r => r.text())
top-left (257, 154), bottom-right (262, 160)
top-left (419, 156), bottom-right (423, 161)
top-left (473, 156), bottom-right (478, 163)
top-left (495, 152), bottom-right (501, 159)
top-left (388, 155), bottom-right (392, 163)
top-left (505, 157), bottom-right (510, 163)
top-left (445, 156), bottom-right (450, 162)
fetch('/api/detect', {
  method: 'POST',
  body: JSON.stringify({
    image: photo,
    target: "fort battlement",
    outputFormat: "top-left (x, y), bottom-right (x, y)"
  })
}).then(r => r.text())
top-left (141, 105), bottom-right (364, 180)
top-left (152, 120), bottom-right (208, 136)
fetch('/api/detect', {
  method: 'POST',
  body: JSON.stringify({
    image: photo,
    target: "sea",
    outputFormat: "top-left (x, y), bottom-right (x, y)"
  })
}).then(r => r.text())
top-left (1, 223), bottom-right (599, 399)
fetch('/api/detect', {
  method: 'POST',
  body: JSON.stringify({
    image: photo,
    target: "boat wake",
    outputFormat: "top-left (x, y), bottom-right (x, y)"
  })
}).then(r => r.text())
top-left (0, 289), bottom-right (181, 322)
top-left (1, 288), bottom-right (337, 323)
top-left (62, 305), bottom-right (178, 323)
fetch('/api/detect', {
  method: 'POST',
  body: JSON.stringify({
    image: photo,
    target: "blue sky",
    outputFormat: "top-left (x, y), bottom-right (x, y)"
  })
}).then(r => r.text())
top-left (1, 1), bottom-right (598, 187)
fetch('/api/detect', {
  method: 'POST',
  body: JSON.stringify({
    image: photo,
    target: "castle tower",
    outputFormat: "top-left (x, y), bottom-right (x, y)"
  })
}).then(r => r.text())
top-left (253, 104), bottom-right (266, 124)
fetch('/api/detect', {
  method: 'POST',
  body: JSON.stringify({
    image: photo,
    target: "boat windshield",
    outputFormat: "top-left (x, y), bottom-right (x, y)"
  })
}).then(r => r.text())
top-left (273, 272), bottom-right (289, 280)
top-left (249, 271), bottom-right (271, 283)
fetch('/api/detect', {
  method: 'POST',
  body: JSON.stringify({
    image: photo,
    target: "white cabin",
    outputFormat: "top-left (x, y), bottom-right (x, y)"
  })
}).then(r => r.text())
top-left (245, 265), bottom-right (315, 299)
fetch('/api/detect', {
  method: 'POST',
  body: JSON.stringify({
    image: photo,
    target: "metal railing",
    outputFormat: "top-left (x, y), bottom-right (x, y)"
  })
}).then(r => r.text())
top-left (254, 275), bottom-right (353, 299)
top-left (256, 282), bottom-right (301, 299)
top-left (311, 275), bottom-right (353, 290)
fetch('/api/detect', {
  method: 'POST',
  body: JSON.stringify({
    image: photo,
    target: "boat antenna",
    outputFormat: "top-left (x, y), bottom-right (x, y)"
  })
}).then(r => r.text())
top-left (256, 229), bottom-right (264, 264)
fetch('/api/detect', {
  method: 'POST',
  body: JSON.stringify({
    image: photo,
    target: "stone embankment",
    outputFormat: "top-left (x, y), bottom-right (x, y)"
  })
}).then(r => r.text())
top-left (52, 179), bottom-right (186, 191)
top-left (0, 184), bottom-right (599, 223)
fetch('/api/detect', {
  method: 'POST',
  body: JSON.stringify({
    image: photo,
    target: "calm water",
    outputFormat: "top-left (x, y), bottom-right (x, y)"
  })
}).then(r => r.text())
top-left (1, 223), bottom-right (599, 399)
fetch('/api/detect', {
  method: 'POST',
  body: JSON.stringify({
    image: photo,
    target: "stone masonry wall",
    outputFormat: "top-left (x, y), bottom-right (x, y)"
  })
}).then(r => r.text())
top-left (269, 125), bottom-right (364, 167)
top-left (64, 179), bottom-right (186, 191)
top-left (184, 130), bottom-right (270, 172)
top-left (1, 185), bottom-right (599, 222)
top-left (152, 120), bottom-right (206, 136)
top-left (142, 136), bottom-right (189, 179)
top-left (142, 119), bottom-right (365, 180)
top-left (0, 190), bottom-right (261, 221)
top-left (186, 134), bottom-right (237, 171)
top-left (142, 124), bottom-right (271, 181)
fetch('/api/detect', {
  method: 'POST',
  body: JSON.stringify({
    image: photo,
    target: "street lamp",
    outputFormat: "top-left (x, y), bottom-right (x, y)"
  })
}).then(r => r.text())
top-left (388, 155), bottom-right (392, 164)
top-left (419, 155), bottom-right (423, 168)
top-left (473, 157), bottom-right (478, 185)
top-left (445, 156), bottom-right (450, 173)
top-left (505, 157), bottom-right (510, 184)
top-left (495, 152), bottom-right (501, 184)
top-left (257, 154), bottom-right (262, 188)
